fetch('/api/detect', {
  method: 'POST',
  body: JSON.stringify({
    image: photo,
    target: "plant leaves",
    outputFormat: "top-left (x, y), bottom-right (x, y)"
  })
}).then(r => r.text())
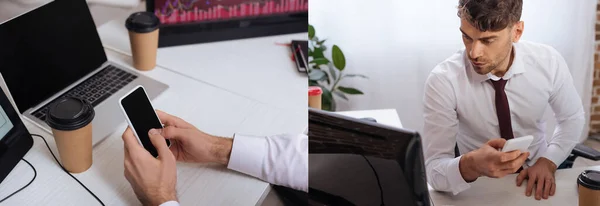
top-left (333, 90), bottom-right (349, 101)
top-left (328, 63), bottom-right (337, 82)
top-left (310, 58), bottom-right (330, 65)
top-left (317, 39), bottom-right (327, 45)
top-left (320, 85), bottom-right (333, 110)
top-left (309, 80), bottom-right (319, 86)
top-left (338, 86), bottom-right (364, 95)
top-left (343, 74), bottom-right (368, 79)
top-left (312, 47), bottom-right (325, 59)
top-left (332, 45), bottom-right (346, 71)
top-left (308, 25), bottom-right (315, 39)
top-left (308, 69), bottom-right (326, 81)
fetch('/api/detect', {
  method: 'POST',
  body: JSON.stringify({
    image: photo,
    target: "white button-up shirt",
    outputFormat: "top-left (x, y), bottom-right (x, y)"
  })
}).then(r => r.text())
top-left (422, 40), bottom-right (585, 195)
top-left (160, 133), bottom-right (308, 206)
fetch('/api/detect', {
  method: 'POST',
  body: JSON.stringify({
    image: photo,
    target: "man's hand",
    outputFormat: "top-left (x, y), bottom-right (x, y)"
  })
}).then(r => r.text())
top-left (516, 157), bottom-right (557, 200)
top-left (123, 127), bottom-right (178, 205)
top-left (156, 110), bottom-right (233, 165)
top-left (459, 138), bottom-right (530, 182)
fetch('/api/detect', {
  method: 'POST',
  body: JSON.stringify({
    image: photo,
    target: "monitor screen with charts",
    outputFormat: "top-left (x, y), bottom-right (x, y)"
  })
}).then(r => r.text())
top-left (154, 0), bottom-right (308, 25)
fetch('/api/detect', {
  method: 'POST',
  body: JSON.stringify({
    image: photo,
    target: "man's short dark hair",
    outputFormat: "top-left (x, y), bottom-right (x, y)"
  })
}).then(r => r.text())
top-left (458, 0), bottom-right (522, 32)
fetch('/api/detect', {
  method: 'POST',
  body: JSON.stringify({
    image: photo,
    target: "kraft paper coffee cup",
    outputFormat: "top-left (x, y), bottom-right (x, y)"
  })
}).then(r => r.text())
top-left (45, 97), bottom-right (95, 173)
top-left (126, 12), bottom-right (160, 71)
top-left (309, 86), bottom-right (322, 110)
top-left (577, 170), bottom-right (600, 206)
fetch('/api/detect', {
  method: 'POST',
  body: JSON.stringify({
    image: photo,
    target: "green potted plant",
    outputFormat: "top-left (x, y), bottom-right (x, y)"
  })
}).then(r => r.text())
top-left (308, 24), bottom-right (367, 111)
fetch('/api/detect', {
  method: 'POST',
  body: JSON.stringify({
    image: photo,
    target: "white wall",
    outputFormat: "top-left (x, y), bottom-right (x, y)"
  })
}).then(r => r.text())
top-left (309, 0), bottom-right (595, 141)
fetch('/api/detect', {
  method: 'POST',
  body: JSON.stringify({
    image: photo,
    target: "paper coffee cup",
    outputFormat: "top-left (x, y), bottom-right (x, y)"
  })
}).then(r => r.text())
top-left (309, 86), bottom-right (323, 110)
top-left (577, 170), bottom-right (600, 206)
top-left (125, 12), bottom-right (160, 71)
top-left (45, 97), bottom-right (95, 173)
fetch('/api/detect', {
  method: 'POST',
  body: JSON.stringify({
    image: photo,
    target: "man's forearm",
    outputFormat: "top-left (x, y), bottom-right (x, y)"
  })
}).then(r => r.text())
top-left (210, 136), bottom-right (233, 165)
top-left (541, 114), bottom-right (584, 167)
top-left (459, 153), bottom-right (479, 182)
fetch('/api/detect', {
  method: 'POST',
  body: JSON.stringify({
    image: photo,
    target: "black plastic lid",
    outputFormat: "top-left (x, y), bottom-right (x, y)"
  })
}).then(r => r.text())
top-left (578, 170), bottom-right (600, 190)
top-left (125, 12), bottom-right (160, 33)
top-left (45, 97), bottom-right (95, 131)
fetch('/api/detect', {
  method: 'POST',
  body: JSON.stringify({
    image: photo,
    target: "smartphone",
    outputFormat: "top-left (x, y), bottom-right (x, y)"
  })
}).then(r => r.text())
top-left (119, 85), bottom-right (170, 157)
top-left (291, 40), bottom-right (308, 73)
top-left (501, 135), bottom-right (534, 153)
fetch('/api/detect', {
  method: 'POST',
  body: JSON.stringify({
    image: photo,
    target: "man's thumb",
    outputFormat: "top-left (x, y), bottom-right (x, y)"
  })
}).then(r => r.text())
top-left (487, 138), bottom-right (507, 150)
top-left (148, 128), bottom-right (171, 158)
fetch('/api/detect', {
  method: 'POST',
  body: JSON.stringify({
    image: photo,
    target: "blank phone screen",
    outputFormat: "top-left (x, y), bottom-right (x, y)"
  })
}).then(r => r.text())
top-left (121, 87), bottom-right (169, 157)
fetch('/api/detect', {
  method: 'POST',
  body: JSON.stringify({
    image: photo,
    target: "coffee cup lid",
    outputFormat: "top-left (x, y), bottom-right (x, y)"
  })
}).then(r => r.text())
top-left (309, 86), bottom-right (323, 96)
top-left (125, 12), bottom-right (160, 33)
top-left (578, 170), bottom-right (600, 190)
top-left (45, 97), bottom-right (95, 131)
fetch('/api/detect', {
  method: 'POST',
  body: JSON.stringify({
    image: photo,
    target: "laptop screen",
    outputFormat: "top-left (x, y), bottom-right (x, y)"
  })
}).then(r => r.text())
top-left (0, 0), bottom-right (107, 113)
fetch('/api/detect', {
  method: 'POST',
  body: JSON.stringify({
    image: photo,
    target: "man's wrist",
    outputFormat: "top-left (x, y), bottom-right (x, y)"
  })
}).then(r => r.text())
top-left (148, 192), bottom-right (178, 206)
top-left (459, 152), bottom-right (479, 182)
top-left (536, 157), bottom-right (557, 172)
top-left (210, 136), bottom-right (233, 165)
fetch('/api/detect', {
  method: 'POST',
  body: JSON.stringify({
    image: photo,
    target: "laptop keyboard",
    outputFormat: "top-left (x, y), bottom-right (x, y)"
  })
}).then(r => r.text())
top-left (31, 65), bottom-right (138, 121)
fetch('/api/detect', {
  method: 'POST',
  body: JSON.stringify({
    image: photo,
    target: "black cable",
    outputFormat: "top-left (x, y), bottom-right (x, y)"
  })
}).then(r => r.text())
top-left (30, 134), bottom-right (105, 206)
top-left (361, 155), bottom-right (384, 206)
top-left (0, 159), bottom-right (36, 203)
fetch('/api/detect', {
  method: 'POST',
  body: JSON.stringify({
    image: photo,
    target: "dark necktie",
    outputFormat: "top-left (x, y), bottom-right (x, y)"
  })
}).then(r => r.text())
top-left (491, 79), bottom-right (514, 140)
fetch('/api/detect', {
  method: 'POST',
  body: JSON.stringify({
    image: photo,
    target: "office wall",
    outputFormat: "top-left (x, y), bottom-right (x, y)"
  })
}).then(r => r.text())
top-left (309, 0), bottom-right (596, 141)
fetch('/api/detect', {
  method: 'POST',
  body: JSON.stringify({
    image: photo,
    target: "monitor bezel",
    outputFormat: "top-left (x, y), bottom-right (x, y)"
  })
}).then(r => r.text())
top-left (0, 82), bottom-right (33, 184)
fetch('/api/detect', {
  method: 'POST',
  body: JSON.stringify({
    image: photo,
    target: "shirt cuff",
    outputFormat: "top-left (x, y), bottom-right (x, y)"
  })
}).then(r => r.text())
top-left (446, 156), bottom-right (471, 195)
top-left (227, 134), bottom-right (267, 178)
top-left (541, 144), bottom-right (569, 168)
top-left (159, 201), bottom-right (180, 206)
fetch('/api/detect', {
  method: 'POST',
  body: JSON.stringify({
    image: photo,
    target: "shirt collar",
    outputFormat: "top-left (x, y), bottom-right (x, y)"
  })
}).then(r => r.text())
top-left (467, 43), bottom-right (526, 83)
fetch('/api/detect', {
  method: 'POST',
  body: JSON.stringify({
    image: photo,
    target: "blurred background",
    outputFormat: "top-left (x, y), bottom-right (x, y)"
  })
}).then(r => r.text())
top-left (308, 0), bottom-right (598, 152)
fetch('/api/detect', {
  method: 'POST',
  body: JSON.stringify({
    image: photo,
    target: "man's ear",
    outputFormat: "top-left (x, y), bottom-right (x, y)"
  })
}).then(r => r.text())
top-left (512, 21), bottom-right (524, 42)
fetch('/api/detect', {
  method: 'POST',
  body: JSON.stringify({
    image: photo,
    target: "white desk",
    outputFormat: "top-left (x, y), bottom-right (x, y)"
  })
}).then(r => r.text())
top-left (97, 18), bottom-right (308, 111)
top-left (429, 165), bottom-right (599, 206)
top-left (0, 48), bottom-right (306, 205)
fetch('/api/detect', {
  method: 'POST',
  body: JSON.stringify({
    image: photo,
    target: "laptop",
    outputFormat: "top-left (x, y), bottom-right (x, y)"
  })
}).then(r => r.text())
top-left (0, 0), bottom-right (168, 145)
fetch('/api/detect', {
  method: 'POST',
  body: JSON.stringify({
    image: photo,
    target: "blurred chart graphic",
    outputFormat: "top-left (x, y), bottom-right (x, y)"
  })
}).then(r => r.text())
top-left (155, 0), bottom-right (308, 24)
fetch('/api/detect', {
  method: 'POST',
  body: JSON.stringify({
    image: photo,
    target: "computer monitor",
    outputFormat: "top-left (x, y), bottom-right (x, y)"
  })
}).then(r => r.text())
top-left (0, 83), bottom-right (33, 184)
top-left (146, 0), bottom-right (308, 47)
top-left (308, 108), bottom-right (430, 206)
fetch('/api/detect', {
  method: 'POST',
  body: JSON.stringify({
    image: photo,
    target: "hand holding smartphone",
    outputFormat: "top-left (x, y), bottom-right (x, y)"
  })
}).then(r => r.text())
top-left (501, 135), bottom-right (534, 153)
top-left (119, 85), bottom-right (170, 157)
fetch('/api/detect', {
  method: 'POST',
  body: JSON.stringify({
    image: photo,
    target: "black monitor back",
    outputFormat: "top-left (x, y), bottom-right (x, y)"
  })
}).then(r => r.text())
top-left (308, 108), bottom-right (430, 206)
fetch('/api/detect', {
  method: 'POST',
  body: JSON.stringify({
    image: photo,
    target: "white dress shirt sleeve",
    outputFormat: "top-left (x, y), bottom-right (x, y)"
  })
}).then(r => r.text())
top-left (540, 49), bottom-right (585, 167)
top-left (227, 133), bottom-right (308, 192)
top-left (422, 71), bottom-right (472, 195)
top-left (159, 201), bottom-right (180, 206)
